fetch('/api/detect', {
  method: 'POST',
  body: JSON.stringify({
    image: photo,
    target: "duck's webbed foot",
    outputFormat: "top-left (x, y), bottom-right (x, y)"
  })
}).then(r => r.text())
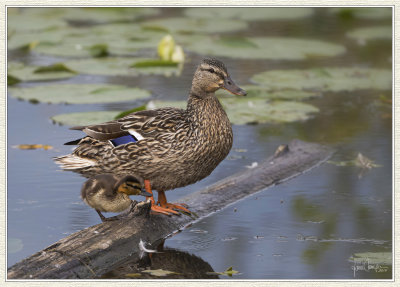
top-left (157, 190), bottom-right (191, 214)
top-left (144, 180), bottom-right (187, 216)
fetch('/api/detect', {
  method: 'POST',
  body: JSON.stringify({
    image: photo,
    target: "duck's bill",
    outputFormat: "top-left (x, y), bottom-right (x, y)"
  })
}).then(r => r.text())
top-left (223, 76), bottom-right (247, 96)
top-left (140, 190), bottom-right (153, 197)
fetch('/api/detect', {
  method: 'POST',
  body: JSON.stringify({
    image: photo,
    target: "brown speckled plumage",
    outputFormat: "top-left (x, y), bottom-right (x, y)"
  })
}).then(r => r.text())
top-left (55, 58), bottom-right (246, 193)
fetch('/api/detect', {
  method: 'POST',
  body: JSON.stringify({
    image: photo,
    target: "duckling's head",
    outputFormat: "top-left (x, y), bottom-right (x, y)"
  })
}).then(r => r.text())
top-left (114, 175), bottom-right (152, 197)
top-left (191, 58), bottom-right (247, 97)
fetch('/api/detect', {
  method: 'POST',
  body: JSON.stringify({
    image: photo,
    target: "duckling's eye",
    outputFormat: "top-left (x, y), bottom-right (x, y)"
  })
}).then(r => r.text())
top-left (208, 68), bottom-right (215, 73)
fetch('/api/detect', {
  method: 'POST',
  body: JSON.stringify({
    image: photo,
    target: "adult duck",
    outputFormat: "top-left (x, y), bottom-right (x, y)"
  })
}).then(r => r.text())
top-left (55, 58), bottom-right (247, 215)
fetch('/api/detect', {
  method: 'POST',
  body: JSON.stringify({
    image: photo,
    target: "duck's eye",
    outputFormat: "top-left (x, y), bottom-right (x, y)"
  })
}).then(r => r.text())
top-left (208, 68), bottom-right (215, 73)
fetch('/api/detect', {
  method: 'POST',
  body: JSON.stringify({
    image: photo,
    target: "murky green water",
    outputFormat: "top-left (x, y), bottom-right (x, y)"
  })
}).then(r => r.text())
top-left (7, 7), bottom-right (392, 279)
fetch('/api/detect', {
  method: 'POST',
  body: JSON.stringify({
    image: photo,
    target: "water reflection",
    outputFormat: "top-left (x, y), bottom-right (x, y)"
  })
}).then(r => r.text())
top-left (101, 242), bottom-right (219, 279)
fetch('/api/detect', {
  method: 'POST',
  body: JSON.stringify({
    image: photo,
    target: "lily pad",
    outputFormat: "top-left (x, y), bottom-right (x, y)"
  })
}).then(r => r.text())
top-left (221, 97), bottom-right (319, 125)
top-left (31, 25), bottom-right (163, 57)
top-left (8, 30), bottom-right (65, 50)
top-left (186, 36), bottom-right (346, 60)
top-left (347, 26), bottom-right (392, 42)
top-left (7, 74), bottom-right (21, 86)
top-left (51, 111), bottom-right (120, 126)
top-left (9, 84), bottom-right (151, 104)
top-left (64, 57), bottom-right (182, 77)
top-left (251, 67), bottom-right (392, 92)
top-left (21, 7), bottom-right (160, 24)
top-left (184, 7), bottom-right (314, 21)
top-left (330, 7), bottom-right (392, 20)
top-left (8, 13), bottom-right (67, 32)
top-left (8, 62), bottom-right (77, 82)
top-left (141, 17), bottom-right (248, 34)
top-left (216, 85), bottom-right (319, 100)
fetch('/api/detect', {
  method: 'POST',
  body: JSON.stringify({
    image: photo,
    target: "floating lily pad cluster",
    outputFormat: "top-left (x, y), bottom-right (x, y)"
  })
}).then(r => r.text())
top-left (250, 67), bottom-right (392, 92)
top-left (184, 7), bottom-right (314, 21)
top-left (8, 7), bottom-right (393, 127)
top-left (9, 84), bottom-right (151, 104)
top-left (346, 26), bottom-right (392, 43)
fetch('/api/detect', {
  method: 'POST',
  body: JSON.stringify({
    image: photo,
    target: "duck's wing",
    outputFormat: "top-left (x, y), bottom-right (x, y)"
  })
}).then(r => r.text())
top-left (69, 107), bottom-right (185, 142)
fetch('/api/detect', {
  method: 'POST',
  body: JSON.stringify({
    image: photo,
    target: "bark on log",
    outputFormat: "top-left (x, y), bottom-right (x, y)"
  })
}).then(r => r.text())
top-left (7, 139), bottom-right (333, 279)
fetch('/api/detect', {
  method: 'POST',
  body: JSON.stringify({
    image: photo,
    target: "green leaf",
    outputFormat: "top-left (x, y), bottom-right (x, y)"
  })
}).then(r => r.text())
top-left (9, 84), bottom-right (151, 104)
top-left (131, 60), bottom-right (178, 68)
top-left (52, 111), bottom-right (121, 126)
top-left (251, 67), bottom-right (392, 92)
top-left (89, 44), bottom-right (109, 57)
top-left (65, 57), bottom-right (182, 77)
top-left (7, 74), bottom-right (21, 86)
top-left (207, 266), bottom-right (240, 277)
top-left (33, 63), bottom-right (77, 74)
top-left (8, 62), bottom-right (76, 82)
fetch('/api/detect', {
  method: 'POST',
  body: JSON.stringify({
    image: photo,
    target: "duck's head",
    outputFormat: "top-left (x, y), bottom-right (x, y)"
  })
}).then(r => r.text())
top-left (192, 58), bottom-right (247, 97)
top-left (114, 175), bottom-right (152, 197)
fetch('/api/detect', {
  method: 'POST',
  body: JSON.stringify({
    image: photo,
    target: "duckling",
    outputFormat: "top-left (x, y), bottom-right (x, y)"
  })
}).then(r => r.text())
top-left (81, 173), bottom-right (151, 222)
top-left (55, 58), bottom-right (247, 216)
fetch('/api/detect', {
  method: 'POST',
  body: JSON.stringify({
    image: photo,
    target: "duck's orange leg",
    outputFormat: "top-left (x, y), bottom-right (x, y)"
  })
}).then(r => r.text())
top-left (157, 190), bottom-right (191, 214)
top-left (144, 180), bottom-right (179, 216)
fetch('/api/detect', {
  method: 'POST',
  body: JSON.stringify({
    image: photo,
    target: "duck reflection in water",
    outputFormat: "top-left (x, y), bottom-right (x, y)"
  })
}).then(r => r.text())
top-left (101, 240), bottom-right (219, 279)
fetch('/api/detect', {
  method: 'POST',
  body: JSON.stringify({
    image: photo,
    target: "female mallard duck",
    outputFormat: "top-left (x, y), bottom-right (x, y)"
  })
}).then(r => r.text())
top-left (81, 173), bottom-right (151, 222)
top-left (55, 58), bottom-right (246, 216)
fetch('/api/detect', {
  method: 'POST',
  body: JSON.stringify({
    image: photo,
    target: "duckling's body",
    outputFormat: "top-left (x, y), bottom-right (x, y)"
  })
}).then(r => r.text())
top-left (81, 174), bottom-right (150, 221)
top-left (56, 58), bottom-right (246, 215)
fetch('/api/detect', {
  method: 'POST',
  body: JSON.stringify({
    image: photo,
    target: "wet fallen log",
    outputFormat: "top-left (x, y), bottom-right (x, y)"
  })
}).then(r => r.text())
top-left (7, 139), bottom-right (333, 279)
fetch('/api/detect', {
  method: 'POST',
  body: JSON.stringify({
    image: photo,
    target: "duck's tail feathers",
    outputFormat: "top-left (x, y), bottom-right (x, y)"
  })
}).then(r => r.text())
top-left (54, 154), bottom-right (96, 170)
top-left (64, 138), bottom-right (83, 145)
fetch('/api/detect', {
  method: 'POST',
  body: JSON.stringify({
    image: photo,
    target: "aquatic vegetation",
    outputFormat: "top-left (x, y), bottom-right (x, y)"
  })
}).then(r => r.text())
top-left (330, 7), bottom-right (392, 20)
top-left (251, 67), bottom-right (392, 91)
top-left (185, 36), bottom-right (346, 60)
top-left (347, 26), bottom-right (392, 43)
top-left (141, 17), bottom-right (248, 34)
top-left (184, 7), bottom-right (314, 21)
top-left (206, 266), bottom-right (240, 277)
top-left (8, 62), bottom-right (77, 82)
top-left (64, 57), bottom-right (182, 76)
top-left (9, 84), bottom-right (151, 104)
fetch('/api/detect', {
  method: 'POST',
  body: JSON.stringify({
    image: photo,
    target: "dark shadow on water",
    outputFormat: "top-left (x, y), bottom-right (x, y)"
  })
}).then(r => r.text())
top-left (100, 241), bottom-right (219, 279)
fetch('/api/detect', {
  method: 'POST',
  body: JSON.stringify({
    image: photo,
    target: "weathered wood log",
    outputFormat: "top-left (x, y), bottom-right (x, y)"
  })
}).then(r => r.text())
top-left (7, 139), bottom-right (333, 279)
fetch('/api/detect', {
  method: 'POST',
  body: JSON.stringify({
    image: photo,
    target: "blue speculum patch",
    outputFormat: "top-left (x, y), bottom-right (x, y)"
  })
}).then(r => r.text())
top-left (110, 134), bottom-right (138, 147)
